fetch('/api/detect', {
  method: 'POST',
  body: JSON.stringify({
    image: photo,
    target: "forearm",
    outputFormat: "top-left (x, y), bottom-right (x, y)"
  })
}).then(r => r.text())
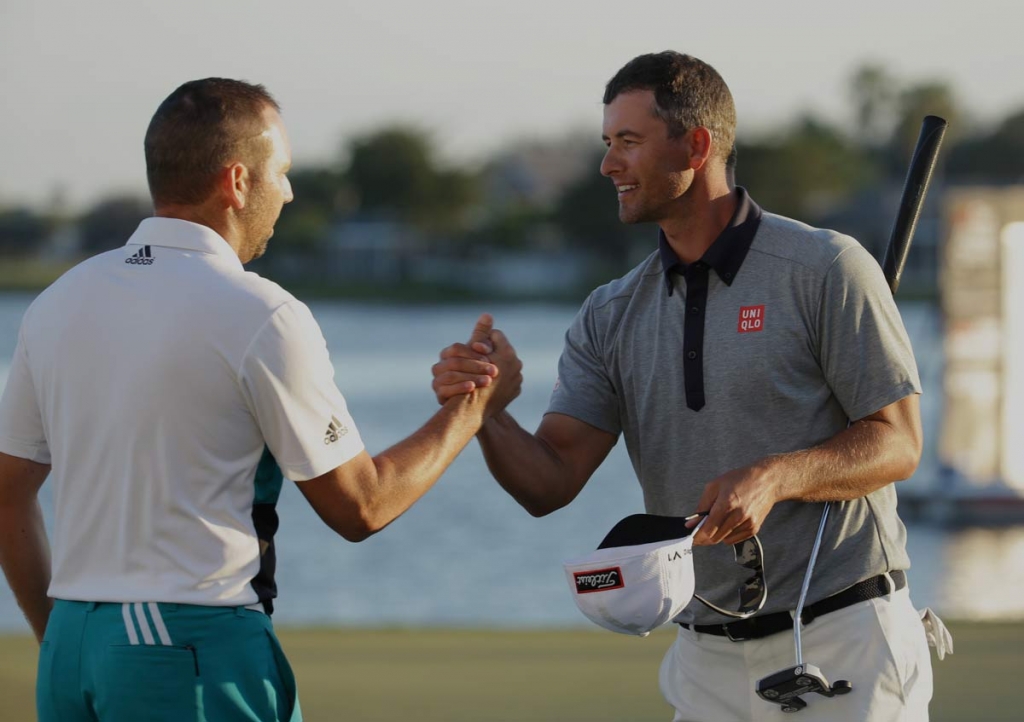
top-left (476, 411), bottom-right (579, 517)
top-left (0, 499), bottom-right (52, 642)
top-left (363, 392), bottom-right (489, 530)
top-left (766, 414), bottom-right (921, 504)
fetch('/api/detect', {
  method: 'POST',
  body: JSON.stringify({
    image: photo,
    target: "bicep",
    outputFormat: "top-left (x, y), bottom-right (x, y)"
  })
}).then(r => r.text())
top-left (535, 412), bottom-right (617, 494)
top-left (0, 452), bottom-right (49, 505)
top-left (856, 394), bottom-right (922, 455)
top-left (293, 450), bottom-right (378, 541)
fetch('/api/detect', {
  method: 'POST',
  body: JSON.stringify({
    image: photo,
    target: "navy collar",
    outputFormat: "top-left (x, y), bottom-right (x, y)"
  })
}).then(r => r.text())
top-left (659, 187), bottom-right (762, 294)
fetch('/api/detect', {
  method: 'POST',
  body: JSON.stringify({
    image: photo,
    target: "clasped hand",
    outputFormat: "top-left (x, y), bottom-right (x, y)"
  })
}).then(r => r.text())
top-left (431, 313), bottom-right (523, 418)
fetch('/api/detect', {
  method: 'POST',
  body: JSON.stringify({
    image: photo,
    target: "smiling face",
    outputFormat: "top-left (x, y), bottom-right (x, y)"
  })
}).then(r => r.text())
top-left (600, 90), bottom-right (699, 226)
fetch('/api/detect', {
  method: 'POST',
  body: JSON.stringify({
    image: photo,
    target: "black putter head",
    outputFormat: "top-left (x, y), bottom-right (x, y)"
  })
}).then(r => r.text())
top-left (756, 664), bottom-right (852, 713)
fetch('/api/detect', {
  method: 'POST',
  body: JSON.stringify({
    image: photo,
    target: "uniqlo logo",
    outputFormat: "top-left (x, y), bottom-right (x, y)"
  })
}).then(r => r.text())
top-left (738, 305), bottom-right (765, 333)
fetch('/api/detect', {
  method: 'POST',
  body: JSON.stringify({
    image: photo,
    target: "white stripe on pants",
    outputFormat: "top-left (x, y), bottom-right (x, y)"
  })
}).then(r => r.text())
top-left (658, 587), bottom-right (934, 722)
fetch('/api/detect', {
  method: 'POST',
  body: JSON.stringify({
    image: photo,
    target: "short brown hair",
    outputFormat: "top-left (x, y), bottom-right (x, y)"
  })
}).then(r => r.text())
top-left (603, 52), bottom-right (736, 163)
top-left (144, 78), bottom-right (279, 206)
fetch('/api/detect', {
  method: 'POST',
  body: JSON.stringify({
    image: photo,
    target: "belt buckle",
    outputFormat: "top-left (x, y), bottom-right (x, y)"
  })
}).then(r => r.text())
top-left (724, 623), bottom-right (750, 642)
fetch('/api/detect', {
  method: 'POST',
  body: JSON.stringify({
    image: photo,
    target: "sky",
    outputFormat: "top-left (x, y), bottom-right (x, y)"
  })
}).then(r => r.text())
top-left (2, 0), bottom-right (1022, 211)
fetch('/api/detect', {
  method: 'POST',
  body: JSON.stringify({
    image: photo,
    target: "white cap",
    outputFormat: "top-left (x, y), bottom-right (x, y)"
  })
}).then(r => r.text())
top-left (563, 514), bottom-right (700, 637)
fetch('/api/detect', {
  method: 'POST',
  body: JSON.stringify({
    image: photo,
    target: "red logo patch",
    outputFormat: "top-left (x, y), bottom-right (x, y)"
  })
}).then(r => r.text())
top-left (738, 305), bottom-right (765, 333)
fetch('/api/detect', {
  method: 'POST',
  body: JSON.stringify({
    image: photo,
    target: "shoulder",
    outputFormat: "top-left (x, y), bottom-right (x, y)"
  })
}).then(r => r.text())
top-left (21, 250), bottom-right (120, 324)
top-left (750, 212), bottom-right (867, 276)
top-left (583, 250), bottom-right (661, 317)
top-left (223, 268), bottom-right (301, 315)
top-left (564, 251), bottom-right (662, 353)
top-left (222, 272), bottom-right (327, 354)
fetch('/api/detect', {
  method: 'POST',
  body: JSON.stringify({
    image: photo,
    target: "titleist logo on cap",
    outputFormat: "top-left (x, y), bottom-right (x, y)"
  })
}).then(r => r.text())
top-left (573, 567), bottom-right (625, 594)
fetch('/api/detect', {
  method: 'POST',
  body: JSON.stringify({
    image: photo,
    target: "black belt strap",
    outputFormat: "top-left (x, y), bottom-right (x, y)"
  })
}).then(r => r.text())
top-left (679, 570), bottom-right (906, 642)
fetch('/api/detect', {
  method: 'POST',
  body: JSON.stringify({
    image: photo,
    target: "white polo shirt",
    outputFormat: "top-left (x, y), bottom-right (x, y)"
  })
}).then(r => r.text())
top-left (0, 218), bottom-right (364, 607)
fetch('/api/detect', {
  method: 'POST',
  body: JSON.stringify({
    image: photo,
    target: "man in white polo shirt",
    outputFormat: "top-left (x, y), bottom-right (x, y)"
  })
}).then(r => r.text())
top-left (0, 78), bottom-right (519, 722)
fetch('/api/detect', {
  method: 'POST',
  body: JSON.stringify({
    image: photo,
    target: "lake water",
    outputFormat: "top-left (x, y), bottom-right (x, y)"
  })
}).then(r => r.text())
top-left (0, 293), bottom-right (1022, 633)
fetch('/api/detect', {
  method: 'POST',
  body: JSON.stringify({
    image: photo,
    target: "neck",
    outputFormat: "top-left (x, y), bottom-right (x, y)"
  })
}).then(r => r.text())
top-left (659, 180), bottom-right (737, 265)
top-left (153, 203), bottom-right (245, 261)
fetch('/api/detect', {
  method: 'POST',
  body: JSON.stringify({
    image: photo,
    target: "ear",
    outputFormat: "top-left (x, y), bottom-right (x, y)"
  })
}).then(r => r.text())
top-left (686, 127), bottom-right (714, 172)
top-left (219, 162), bottom-right (250, 210)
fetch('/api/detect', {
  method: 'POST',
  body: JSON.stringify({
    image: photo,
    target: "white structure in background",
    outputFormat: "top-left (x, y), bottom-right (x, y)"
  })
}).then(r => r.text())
top-left (1002, 222), bottom-right (1024, 491)
top-left (936, 187), bottom-right (1024, 522)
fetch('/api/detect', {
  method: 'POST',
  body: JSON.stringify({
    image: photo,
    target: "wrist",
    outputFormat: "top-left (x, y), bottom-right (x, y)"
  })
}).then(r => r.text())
top-left (442, 390), bottom-right (488, 428)
top-left (755, 455), bottom-right (789, 504)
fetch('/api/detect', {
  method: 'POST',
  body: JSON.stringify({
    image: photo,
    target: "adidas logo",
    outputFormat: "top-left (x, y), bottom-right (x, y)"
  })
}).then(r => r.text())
top-left (324, 415), bottom-right (348, 445)
top-left (125, 246), bottom-right (154, 265)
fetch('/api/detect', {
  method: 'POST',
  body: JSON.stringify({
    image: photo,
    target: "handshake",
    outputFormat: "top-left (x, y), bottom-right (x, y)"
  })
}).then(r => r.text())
top-left (431, 313), bottom-right (524, 421)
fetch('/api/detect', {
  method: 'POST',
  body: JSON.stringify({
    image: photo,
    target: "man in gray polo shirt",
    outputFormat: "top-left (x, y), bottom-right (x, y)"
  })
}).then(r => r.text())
top-left (433, 52), bottom-right (936, 721)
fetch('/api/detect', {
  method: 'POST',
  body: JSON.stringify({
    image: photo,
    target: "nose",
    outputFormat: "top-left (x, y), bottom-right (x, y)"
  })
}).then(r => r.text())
top-left (600, 146), bottom-right (621, 178)
top-left (282, 176), bottom-right (294, 204)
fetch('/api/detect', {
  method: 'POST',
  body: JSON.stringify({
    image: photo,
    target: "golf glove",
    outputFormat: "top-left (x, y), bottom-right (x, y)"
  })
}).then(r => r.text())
top-left (919, 607), bottom-right (953, 660)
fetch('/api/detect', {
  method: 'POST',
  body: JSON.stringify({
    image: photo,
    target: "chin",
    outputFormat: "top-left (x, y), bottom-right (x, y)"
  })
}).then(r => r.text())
top-left (618, 207), bottom-right (645, 225)
top-left (251, 243), bottom-right (269, 262)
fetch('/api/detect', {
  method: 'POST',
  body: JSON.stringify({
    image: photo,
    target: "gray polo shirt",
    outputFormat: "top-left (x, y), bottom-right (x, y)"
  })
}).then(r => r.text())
top-left (548, 191), bottom-right (921, 625)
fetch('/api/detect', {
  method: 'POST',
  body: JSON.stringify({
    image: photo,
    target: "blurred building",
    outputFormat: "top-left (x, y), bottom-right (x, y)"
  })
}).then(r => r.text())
top-left (325, 217), bottom-right (424, 284)
top-left (932, 186), bottom-right (1024, 523)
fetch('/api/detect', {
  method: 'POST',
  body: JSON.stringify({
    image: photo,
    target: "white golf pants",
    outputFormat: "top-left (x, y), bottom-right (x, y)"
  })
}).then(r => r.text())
top-left (659, 586), bottom-right (933, 722)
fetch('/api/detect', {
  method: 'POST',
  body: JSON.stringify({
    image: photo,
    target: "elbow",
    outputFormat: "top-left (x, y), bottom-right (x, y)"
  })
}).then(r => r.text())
top-left (893, 395), bottom-right (924, 482)
top-left (338, 522), bottom-right (375, 543)
top-left (522, 502), bottom-right (553, 518)
top-left (518, 493), bottom-right (567, 519)
top-left (894, 446), bottom-right (921, 482)
top-left (514, 478), bottom-right (583, 518)
top-left (892, 430), bottom-right (923, 483)
top-left (328, 506), bottom-right (390, 543)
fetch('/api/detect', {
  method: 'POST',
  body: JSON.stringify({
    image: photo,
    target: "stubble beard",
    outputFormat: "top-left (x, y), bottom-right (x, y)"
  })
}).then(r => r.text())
top-left (617, 191), bottom-right (661, 225)
top-left (238, 181), bottom-right (277, 264)
top-left (619, 176), bottom-right (692, 226)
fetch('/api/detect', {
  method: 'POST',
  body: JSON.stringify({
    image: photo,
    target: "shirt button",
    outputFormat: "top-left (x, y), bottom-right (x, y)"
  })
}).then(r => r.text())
top-left (690, 305), bottom-right (700, 313)
top-left (687, 351), bottom-right (698, 360)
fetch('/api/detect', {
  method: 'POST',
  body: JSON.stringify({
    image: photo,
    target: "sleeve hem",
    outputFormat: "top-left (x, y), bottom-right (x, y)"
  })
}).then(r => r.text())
top-left (0, 436), bottom-right (47, 464)
top-left (283, 440), bottom-right (365, 482)
top-left (544, 404), bottom-right (621, 437)
top-left (845, 381), bottom-right (921, 422)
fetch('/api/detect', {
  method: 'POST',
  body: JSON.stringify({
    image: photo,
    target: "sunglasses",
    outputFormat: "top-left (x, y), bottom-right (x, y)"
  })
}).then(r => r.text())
top-left (687, 513), bottom-right (768, 619)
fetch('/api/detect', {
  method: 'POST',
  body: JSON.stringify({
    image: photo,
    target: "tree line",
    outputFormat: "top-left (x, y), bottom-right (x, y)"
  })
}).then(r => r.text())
top-left (1, 64), bottom-right (1022, 279)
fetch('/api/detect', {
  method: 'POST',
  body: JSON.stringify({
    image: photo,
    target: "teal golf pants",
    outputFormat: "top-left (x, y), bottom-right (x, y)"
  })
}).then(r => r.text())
top-left (37, 599), bottom-right (302, 721)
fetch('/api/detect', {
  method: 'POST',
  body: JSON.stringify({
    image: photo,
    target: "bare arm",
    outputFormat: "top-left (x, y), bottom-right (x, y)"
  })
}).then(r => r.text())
top-left (298, 323), bottom-right (523, 542)
top-left (298, 393), bottom-right (491, 541)
top-left (0, 452), bottom-right (52, 642)
top-left (476, 410), bottom-right (617, 517)
top-left (431, 314), bottom-right (616, 516)
top-left (693, 394), bottom-right (922, 546)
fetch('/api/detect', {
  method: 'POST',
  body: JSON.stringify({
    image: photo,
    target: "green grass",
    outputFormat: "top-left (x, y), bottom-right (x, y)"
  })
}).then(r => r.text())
top-left (1, 622), bottom-right (1020, 721)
